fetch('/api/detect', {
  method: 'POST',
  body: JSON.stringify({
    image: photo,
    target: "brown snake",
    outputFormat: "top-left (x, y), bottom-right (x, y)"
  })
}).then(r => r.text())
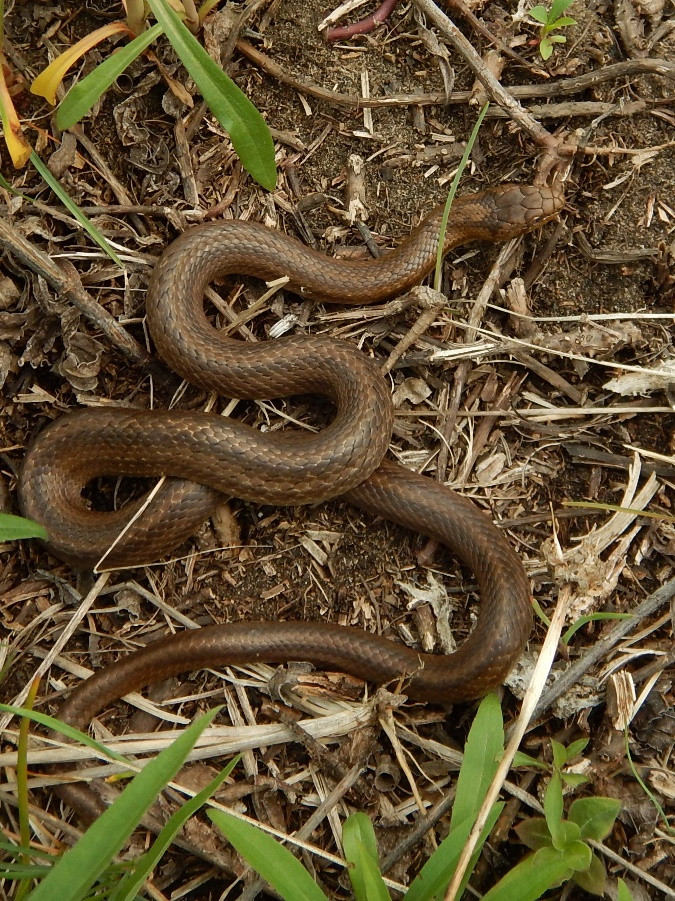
top-left (20, 185), bottom-right (563, 811)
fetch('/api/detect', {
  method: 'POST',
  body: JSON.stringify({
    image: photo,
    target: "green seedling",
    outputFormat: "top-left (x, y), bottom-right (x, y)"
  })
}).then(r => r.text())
top-left (511, 739), bottom-right (627, 897)
top-left (529, 0), bottom-right (577, 60)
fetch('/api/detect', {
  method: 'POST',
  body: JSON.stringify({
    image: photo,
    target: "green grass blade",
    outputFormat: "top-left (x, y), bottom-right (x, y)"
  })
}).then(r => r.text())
top-left (146, 0), bottom-right (276, 190)
top-left (0, 171), bottom-right (20, 192)
top-left (450, 693), bottom-right (504, 832)
top-left (352, 842), bottom-right (390, 901)
top-left (56, 24), bottom-right (162, 131)
top-left (562, 612), bottom-right (632, 645)
top-left (433, 101), bottom-right (489, 291)
top-left (342, 813), bottom-right (389, 901)
top-left (110, 756), bottom-right (240, 901)
top-left (209, 809), bottom-right (328, 901)
top-left (30, 152), bottom-right (123, 267)
top-left (405, 805), bottom-right (502, 901)
top-left (28, 707), bottom-right (221, 901)
top-left (0, 512), bottom-right (47, 540)
top-left (0, 703), bottom-right (129, 765)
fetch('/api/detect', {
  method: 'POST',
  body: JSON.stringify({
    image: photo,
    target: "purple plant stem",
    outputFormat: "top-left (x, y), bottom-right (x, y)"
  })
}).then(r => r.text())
top-left (325, 0), bottom-right (400, 41)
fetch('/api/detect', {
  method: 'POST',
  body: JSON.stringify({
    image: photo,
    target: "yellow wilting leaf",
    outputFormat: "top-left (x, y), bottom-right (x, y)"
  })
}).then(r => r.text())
top-left (31, 22), bottom-right (129, 105)
top-left (0, 56), bottom-right (31, 167)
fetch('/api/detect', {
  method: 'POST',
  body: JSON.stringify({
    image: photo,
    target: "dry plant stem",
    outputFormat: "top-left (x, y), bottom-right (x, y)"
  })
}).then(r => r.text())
top-left (235, 42), bottom-right (674, 111)
top-left (528, 577), bottom-right (675, 725)
top-left (587, 839), bottom-right (675, 900)
top-left (444, 585), bottom-right (575, 901)
top-left (380, 785), bottom-right (458, 874)
top-left (381, 292), bottom-right (445, 374)
top-left (458, 373), bottom-right (522, 482)
top-left (563, 442), bottom-right (675, 478)
top-left (70, 125), bottom-right (147, 236)
top-left (220, 0), bottom-right (270, 67)
top-left (493, 98), bottom-right (671, 121)
top-left (445, 0), bottom-right (535, 69)
top-left (514, 351), bottom-right (583, 403)
top-left (413, 0), bottom-right (558, 153)
top-left (437, 240), bottom-right (519, 481)
top-left (522, 219), bottom-right (565, 290)
top-left (0, 573), bottom-right (110, 733)
top-left (0, 219), bottom-right (151, 368)
top-left (174, 119), bottom-right (199, 208)
top-left (632, 648), bottom-right (675, 684)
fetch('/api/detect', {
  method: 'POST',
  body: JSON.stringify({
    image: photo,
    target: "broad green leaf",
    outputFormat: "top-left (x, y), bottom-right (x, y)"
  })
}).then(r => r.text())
top-left (342, 813), bottom-right (388, 901)
top-left (551, 739), bottom-right (567, 770)
top-left (540, 40), bottom-right (554, 60)
top-left (553, 15), bottom-right (577, 25)
top-left (529, 5), bottom-right (549, 23)
top-left (618, 878), bottom-right (635, 901)
top-left (482, 844), bottom-right (578, 900)
top-left (561, 772), bottom-right (588, 789)
top-left (564, 839), bottom-right (593, 871)
top-left (110, 756), bottom-right (239, 901)
top-left (146, 0), bottom-right (276, 190)
top-left (450, 694), bottom-right (503, 832)
top-left (549, 0), bottom-right (575, 20)
top-left (543, 772), bottom-right (564, 848)
top-left (512, 751), bottom-right (547, 769)
top-left (514, 817), bottom-right (551, 851)
top-left (0, 513), bottom-right (47, 541)
top-left (30, 152), bottom-right (123, 266)
top-left (405, 805), bottom-right (503, 901)
top-left (29, 707), bottom-right (221, 901)
top-left (57, 24), bottom-right (162, 130)
top-left (209, 810), bottom-right (328, 901)
top-left (573, 851), bottom-right (606, 895)
top-left (568, 797), bottom-right (621, 841)
top-left (565, 739), bottom-right (589, 759)
top-left (556, 819), bottom-right (581, 846)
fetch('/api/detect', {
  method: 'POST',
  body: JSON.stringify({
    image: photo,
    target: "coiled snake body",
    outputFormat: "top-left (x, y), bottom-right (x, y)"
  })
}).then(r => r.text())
top-left (20, 184), bottom-right (563, 753)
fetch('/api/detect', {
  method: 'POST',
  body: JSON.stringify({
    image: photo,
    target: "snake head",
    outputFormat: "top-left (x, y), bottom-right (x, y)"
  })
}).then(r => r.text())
top-left (476, 183), bottom-right (565, 241)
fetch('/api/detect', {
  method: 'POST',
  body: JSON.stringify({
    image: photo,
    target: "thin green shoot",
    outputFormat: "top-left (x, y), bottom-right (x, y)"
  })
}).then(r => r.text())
top-left (30, 152), bottom-right (123, 266)
top-left (563, 499), bottom-right (675, 522)
top-left (433, 101), bottom-right (489, 292)
top-left (624, 726), bottom-right (673, 834)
